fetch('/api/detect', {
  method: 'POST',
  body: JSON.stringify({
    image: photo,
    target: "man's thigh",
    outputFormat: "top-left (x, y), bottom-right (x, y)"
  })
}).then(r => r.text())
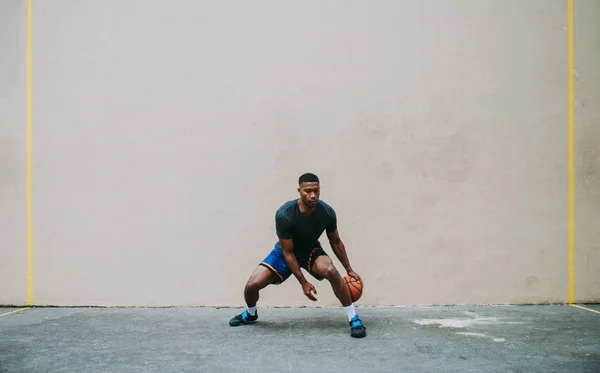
top-left (299, 247), bottom-right (329, 281)
top-left (259, 246), bottom-right (291, 285)
top-left (247, 263), bottom-right (279, 289)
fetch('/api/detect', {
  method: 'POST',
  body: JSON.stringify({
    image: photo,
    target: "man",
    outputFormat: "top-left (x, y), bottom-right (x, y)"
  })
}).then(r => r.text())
top-left (228, 173), bottom-right (367, 338)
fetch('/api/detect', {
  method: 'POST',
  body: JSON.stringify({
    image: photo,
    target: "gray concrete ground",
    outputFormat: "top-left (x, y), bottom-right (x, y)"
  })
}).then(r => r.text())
top-left (1, 305), bottom-right (598, 372)
top-left (582, 304), bottom-right (600, 312)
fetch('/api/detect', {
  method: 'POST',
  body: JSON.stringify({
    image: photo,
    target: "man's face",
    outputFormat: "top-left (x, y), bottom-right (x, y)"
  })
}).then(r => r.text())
top-left (298, 182), bottom-right (320, 207)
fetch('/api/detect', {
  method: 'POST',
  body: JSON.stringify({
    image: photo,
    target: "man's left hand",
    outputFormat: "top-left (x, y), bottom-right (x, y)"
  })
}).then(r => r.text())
top-left (347, 271), bottom-right (363, 287)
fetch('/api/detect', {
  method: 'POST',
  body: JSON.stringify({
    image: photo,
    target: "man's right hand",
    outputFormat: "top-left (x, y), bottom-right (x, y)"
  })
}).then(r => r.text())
top-left (302, 281), bottom-right (318, 301)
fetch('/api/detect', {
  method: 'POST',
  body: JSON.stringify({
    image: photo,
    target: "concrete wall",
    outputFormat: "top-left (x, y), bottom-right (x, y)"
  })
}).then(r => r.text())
top-left (574, 0), bottom-right (600, 304)
top-left (1, 0), bottom-right (598, 307)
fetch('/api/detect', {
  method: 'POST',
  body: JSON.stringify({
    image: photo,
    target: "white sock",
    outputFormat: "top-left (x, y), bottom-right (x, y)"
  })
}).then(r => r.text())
top-left (246, 306), bottom-right (257, 316)
top-left (344, 304), bottom-right (356, 321)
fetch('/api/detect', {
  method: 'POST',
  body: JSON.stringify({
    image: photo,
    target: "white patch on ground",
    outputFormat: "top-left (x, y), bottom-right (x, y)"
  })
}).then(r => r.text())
top-left (412, 317), bottom-right (502, 328)
top-left (412, 311), bottom-right (524, 329)
top-left (456, 332), bottom-right (487, 337)
top-left (413, 312), bottom-right (516, 342)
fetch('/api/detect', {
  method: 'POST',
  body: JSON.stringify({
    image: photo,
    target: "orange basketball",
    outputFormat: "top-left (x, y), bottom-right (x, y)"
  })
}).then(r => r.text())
top-left (344, 275), bottom-right (363, 302)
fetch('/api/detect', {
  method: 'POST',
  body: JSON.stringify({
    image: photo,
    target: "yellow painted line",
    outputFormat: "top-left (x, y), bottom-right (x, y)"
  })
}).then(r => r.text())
top-left (26, 0), bottom-right (34, 306)
top-left (0, 308), bottom-right (29, 317)
top-left (567, 0), bottom-right (575, 305)
top-left (570, 304), bottom-right (600, 315)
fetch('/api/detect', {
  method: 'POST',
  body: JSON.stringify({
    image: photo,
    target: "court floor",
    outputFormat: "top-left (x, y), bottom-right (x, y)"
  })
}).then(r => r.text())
top-left (1, 304), bottom-right (599, 372)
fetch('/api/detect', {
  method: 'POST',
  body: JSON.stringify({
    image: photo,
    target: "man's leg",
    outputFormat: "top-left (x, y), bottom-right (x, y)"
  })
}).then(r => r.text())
top-left (244, 264), bottom-right (278, 308)
top-left (311, 255), bottom-right (352, 306)
top-left (229, 265), bottom-right (277, 326)
top-left (230, 246), bottom-right (290, 327)
top-left (310, 253), bottom-right (367, 338)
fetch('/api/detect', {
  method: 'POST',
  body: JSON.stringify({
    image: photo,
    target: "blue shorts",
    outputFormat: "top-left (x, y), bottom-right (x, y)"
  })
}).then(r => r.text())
top-left (259, 246), bottom-right (328, 285)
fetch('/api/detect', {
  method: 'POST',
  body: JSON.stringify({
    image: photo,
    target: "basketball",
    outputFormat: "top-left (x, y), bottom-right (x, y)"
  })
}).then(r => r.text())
top-left (344, 275), bottom-right (363, 302)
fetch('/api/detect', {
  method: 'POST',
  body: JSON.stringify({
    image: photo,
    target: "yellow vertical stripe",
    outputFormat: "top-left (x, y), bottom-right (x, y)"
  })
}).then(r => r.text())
top-left (26, 0), bottom-right (33, 306)
top-left (567, 0), bottom-right (575, 305)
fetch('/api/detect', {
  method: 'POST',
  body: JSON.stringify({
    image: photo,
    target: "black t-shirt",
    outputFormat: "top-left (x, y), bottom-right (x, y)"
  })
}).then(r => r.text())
top-left (274, 199), bottom-right (337, 256)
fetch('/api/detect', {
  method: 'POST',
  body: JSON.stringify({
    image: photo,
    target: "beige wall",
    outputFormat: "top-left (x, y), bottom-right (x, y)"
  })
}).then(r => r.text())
top-left (1, 1), bottom-right (29, 305)
top-left (1, 0), bottom-right (598, 307)
top-left (574, 0), bottom-right (600, 304)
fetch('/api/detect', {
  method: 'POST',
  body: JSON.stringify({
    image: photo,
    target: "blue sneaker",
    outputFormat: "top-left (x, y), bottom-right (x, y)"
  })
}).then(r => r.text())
top-left (349, 314), bottom-right (366, 338)
top-left (229, 310), bottom-right (258, 326)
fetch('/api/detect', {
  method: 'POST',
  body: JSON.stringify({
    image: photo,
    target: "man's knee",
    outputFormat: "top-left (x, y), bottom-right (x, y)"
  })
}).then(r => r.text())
top-left (323, 263), bottom-right (340, 280)
top-left (245, 266), bottom-right (275, 291)
top-left (312, 255), bottom-right (339, 280)
top-left (245, 278), bottom-right (261, 292)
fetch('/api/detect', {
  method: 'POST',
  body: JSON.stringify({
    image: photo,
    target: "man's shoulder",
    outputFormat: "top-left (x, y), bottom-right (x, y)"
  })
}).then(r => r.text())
top-left (317, 200), bottom-right (336, 216)
top-left (276, 199), bottom-right (298, 218)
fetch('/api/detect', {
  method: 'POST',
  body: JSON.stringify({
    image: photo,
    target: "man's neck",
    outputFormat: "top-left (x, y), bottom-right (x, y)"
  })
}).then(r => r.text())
top-left (297, 199), bottom-right (316, 216)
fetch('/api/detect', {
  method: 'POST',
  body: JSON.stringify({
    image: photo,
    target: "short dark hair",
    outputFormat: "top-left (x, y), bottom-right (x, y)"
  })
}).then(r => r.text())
top-left (298, 173), bottom-right (319, 184)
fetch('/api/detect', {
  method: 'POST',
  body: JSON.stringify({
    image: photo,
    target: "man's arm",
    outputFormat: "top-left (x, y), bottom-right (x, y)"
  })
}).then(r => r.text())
top-left (280, 238), bottom-right (318, 301)
top-left (280, 238), bottom-right (306, 284)
top-left (275, 211), bottom-right (317, 300)
top-left (327, 230), bottom-right (363, 285)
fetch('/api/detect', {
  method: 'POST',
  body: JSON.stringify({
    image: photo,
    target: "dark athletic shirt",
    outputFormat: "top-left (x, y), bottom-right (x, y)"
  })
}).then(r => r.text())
top-left (274, 199), bottom-right (337, 256)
